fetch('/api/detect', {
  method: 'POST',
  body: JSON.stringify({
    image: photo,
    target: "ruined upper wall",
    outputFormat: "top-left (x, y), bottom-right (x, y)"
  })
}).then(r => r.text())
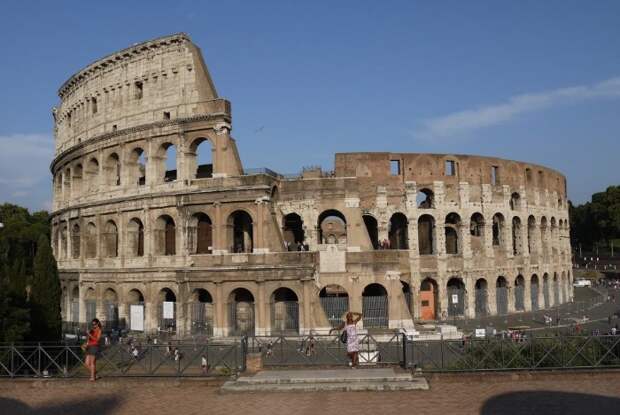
top-left (53, 33), bottom-right (223, 155)
top-left (334, 152), bottom-right (567, 197)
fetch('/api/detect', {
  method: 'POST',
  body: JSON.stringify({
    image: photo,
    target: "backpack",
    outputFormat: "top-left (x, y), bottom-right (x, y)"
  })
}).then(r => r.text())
top-left (340, 329), bottom-right (348, 344)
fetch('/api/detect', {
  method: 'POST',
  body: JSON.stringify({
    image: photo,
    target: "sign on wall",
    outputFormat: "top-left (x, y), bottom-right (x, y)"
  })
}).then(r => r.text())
top-left (130, 305), bottom-right (144, 331)
top-left (451, 294), bottom-right (459, 304)
top-left (163, 301), bottom-right (175, 319)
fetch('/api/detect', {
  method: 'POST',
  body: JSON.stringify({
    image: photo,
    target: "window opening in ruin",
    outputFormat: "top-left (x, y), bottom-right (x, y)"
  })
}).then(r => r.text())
top-left (318, 209), bottom-right (347, 244)
top-left (283, 213), bottom-right (305, 249)
top-left (129, 148), bottom-right (146, 186)
top-left (72, 164), bottom-right (83, 196)
top-left (190, 138), bottom-right (213, 179)
top-left (445, 160), bottom-right (456, 176)
top-left (362, 214), bottom-right (379, 250)
top-left (106, 153), bottom-right (121, 187)
top-left (271, 287), bottom-right (299, 334)
top-left (319, 285), bottom-right (349, 327)
top-left (103, 220), bottom-right (118, 258)
top-left (163, 111), bottom-right (170, 120)
top-left (191, 212), bottom-right (213, 254)
top-left (447, 278), bottom-right (465, 317)
top-left (135, 81), bottom-right (143, 100)
top-left (162, 143), bottom-right (177, 182)
top-left (230, 211), bottom-right (253, 253)
top-left (530, 274), bottom-right (540, 311)
top-left (86, 158), bottom-right (99, 193)
top-left (510, 192), bottom-right (520, 210)
top-left (112, 125), bottom-right (117, 132)
top-left (191, 289), bottom-right (214, 336)
top-left (445, 213), bottom-right (461, 255)
top-left (362, 283), bottom-right (388, 328)
top-left (416, 188), bottom-right (434, 208)
top-left (155, 215), bottom-right (176, 256)
top-left (540, 217), bottom-right (548, 254)
top-left (496, 277), bottom-right (508, 315)
top-left (388, 212), bottom-right (409, 249)
top-left (128, 218), bottom-right (144, 257)
top-left (417, 214), bottom-right (435, 255)
top-left (86, 222), bottom-right (97, 258)
top-left (527, 215), bottom-right (536, 254)
top-left (512, 216), bottom-right (522, 255)
top-left (71, 223), bottom-right (80, 259)
top-left (63, 168), bottom-right (71, 198)
top-left (390, 160), bottom-right (401, 176)
top-left (514, 275), bottom-right (525, 311)
top-left (229, 288), bottom-right (255, 336)
top-left (474, 278), bottom-right (488, 317)
top-left (491, 166), bottom-right (499, 185)
top-left (92, 97), bottom-right (98, 114)
top-left (492, 213), bottom-right (504, 247)
top-left (470, 213), bottom-right (484, 253)
top-left (525, 168), bottom-right (532, 184)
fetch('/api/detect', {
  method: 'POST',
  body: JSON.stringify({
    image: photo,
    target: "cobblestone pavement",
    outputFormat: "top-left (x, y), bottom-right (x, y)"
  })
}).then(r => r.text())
top-left (1, 371), bottom-right (620, 415)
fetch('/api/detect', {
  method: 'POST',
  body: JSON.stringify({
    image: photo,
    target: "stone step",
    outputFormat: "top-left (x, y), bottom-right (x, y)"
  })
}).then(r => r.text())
top-left (234, 373), bottom-right (414, 385)
top-left (221, 378), bottom-right (429, 393)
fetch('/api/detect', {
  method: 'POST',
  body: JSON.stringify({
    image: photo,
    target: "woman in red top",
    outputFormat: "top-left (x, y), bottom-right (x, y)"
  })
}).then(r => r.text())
top-left (84, 318), bottom-right (102, 381)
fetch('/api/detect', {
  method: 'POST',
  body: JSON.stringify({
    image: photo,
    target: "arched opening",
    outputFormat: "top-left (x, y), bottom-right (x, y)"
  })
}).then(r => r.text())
top-left (531, 274), bottom-right (540, 311)
top-left (105, 153), bottom-right (121, 187)
top-left (447, 278), bottom-right (465, 317)
top-left (63, 168), bottom-right (71, 199)
top-left (85, 222), bottom-right (97, 258)
top-left (527, 215), bottom-right (536, 254)
top-left (85, 158), bottom-right (99, 193)
top-left (155, 215), bottom-right (176, 256)
top-left (191, 288), bottom-right (213, 336)
top-left (157, 143), bottom-right (177, 182)
top-left (128, 147), bottom-right (146, 186)
top-left (470, 213), bottom-right (485, 254)
top-left (59, 223), bottom-right (68, 259)
top-left (103, 220), bottom-right (118, 258)
top-left (445, 213), bottom-right (461, 255)
top-left (229, 288), bottom-right (255, 336)
top-left (127, 289), bottom-right (145, 332)
top-left (84, 288), bottom-right (96, 323)
top-left (514, 275), bottom-right (525, 311)
top-left (550, 218), bottom-right (558, 256)
top-left (127, 218), bottom-right (144, 257)
top-left (283, 213), bottom-right (305, 250)
top-left (362, 214), bottom-right (379, 250)
top-left (492, 213), bottom-right (505, 247)
top-left (543, 273), bottom-right (550, 308)
top-left (496, 277), bottom-right (508, 315)
top-left (553, 273), bottom-right (560, 305)
top-left (271, 287), bottom-right (299, 334)
top-left (512, 217), bottom-right (522, 255)
top-left (362, 283), bottom-right (388, 328)
top-left (319, 284), bottom-right (349, 327)
top-left (388, 212), bottom-right (409, 249)
top-left (72, 164), bottom-right (83, 196)
top-left (420, 278), bottom-right (438, 320)
top-left (510, 192), bottom-right (520, 210)
top-left (103, 288), bottom-right (119, 330)
top-left (229, 211), bottom-right (253, 253)
top-left (54, 173), bottom-right (62, 201)
top-left (71, 223), bottom-right (80, 259)
top-left (189, 137), bottom-right (213, 179)
top-left (318, 209), bottom-right (347, 244)
top-left (418, 214), bottom-right (435, 255)
top-left (474, 279), bottom-right (488, 317)
top-left (158, 288), bottom-right (177, 333)
top-left (70, 286), bottom-right (80, 323)
top-left (401, 281), bottom-right (413, 316)
top-left (189, 212), bottom-right (213, 254)
top-left (540, 217), bottom-right (548, 254)
top-left (416, 188), bottom-right (434, 208)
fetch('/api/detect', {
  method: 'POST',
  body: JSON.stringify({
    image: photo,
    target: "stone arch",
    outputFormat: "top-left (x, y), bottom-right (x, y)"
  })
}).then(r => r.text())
top-left (527, 215), bottom-right (537, 254)
top-left (127, 218), bottom-right (144, 257)
top-left (128, 147), bottom-right (146, 186)
top-left (319, 284), bottom-right (349, 327)
top-left (496, 276), bottom-right (508, 315)
top-left (531, 274), bottom-right (540, 311)
top-left (318, 209), bottom-right (347, 244)
top-left (189, 212), bottom-right (213, 254)
top-left (126, 288), bottom-right (145, 332)
top-left (418, 214), bottom-right (435, 255)
top-left (228, 288), bottom-right (255, 336)
top-left (104, 152), bottom-right (121, 187)
top-left (154, 215), bottom-right (176, 256)
top-left (85, 157), bottom-right (99, 193)
top-left (102, 220), bottom-right (118, 258)
top-left (417, 188), bottom-right (434, 208)
top-left (510, 192), bottom-right (521, 210)
top-left (271, 287), bottom-right (299, 334)
top-left (63, 167), bottom-right (72, 199)
top-left (158, 287), bottom-right (177, 333)
top-left (514, 275), bottom-right (525, 311)
top-left (447, 277), bottom-right (465, 317)
top-left (445, 212), bottom-right (461, 255)
top-left (283, 213), bottom-right (305, 249)
top-left (470, 212), bottom-right (485, 254)
top-left (362, 283), bottom-right (389, 328)
top-left (420, 278), bottom-right (438, 320)
top-left (362, 214), bottom-right (379, 250)
top-left (228, 210), bottom-right (254, 253)
top-left (190, 288), bottom-right (214, 335)
top-left (156, 142), bottom-right (177, 183)
top-left (189, 137), bottom-right (213, 179)
top-left (72, 163), bottom-right (83, 196)
top-left (492, 213), bottom-right (505, 247)
top-left (540, 216), bottom-right (548, 253)
top-left (474, 278), bottom-right (488, 317)
top-left (85, 222), bottom-right (97, 258)
top-left (71, 223), bottom-right (80, 259)
top-left (59, 222), bottom-right (68, 259)
top-left (388, 212), bottom-right (409, 249)
top-left (512, 216), bottom-right (523, 255)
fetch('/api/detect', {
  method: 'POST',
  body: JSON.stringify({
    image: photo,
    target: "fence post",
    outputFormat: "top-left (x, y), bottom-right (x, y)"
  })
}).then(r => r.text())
top-left (529, 335), bottom-right (534, 369)
top-left (37, 342), bottom-right (42, 377)
top-left (440, 334), bottom-right (445, 370)
top-left (10, 344), bottom-right (15, 378)
top-left (401, 332), bottom-right (407, 368)
top-left (241, 336), bottom-right (248, 372)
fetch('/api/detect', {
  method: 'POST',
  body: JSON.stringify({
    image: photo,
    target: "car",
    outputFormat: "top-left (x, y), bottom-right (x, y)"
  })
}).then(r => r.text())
top-left (573, 279), bottom-right (592, 288)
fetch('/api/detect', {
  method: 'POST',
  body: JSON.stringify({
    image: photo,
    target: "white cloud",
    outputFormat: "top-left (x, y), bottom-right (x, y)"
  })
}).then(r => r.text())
top-left (415, 76), bottom-right (620, 140)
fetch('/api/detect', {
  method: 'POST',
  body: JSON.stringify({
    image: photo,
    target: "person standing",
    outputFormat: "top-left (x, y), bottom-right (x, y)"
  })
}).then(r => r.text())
top-left (84, 319), bottom-right (102, 381)
top-left (331, 312), bottom-right (362, 367)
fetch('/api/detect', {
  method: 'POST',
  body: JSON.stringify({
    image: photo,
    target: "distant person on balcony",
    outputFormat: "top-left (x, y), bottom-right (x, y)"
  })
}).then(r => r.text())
top-left (84, 318), bottom-right (102, 381)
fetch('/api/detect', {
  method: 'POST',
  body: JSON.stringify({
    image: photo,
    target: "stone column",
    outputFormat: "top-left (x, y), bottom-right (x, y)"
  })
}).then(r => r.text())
top-left (302, 280), bottom-right (312, 334)
top-left (487, 279), bottom-right (497, 316)
top-left (523, 278), bottom-right (532, 312)
top-left (256, 282), bottom-right (267, 336)
top-left (465, 278), bottom-right (475, 319)
top-left (214, 282), bottom-right (225, 337)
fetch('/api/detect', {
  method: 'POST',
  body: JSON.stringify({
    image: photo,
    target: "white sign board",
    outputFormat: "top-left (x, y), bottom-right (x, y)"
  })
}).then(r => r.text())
top-left (475, 328), bottom-right (486, 338)
top-left (130, 305), bottom-right (144, 331)
top-left (163, 301), bottom-right (175, 319)
top-left (451, 294), bottom-right (459, 304)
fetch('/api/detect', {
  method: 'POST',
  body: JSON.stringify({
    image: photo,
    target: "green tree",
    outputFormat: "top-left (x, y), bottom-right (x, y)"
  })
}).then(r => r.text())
top-left (30, 235), bottom-right (62, 341)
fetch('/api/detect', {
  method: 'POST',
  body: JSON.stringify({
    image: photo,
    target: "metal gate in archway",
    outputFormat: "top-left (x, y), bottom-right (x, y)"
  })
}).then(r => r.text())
top-left (514, 285), bottom-right (525, 311)
top-left (362, 296), bottom-right (389, 329)
top-left (531, 281), bottom-right (539, 311)
top-left (475, 288), bottom-right (488, 317)
top-left (496, 286), bottom-right (508, 315)
top-left (554, 280), bottom-right (560, 305)
top-left (319, 296), bottom-right (349, 328)
top-left (543, 279), bottom-right (550, 308)
top-left (447, 287), bottom-right (465, 317)
top-left (271, 301), bottom-right (299, 334)
top-left (229, 301), bottom-right (255, 336)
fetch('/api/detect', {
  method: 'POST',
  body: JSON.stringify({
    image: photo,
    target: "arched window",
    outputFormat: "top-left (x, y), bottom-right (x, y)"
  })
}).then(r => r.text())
top-left (229, 288), bottom-right (255, 336)
top-left (85, 158), bottom-right (99, 193)
top-left (127, 289), bottom-right (145, 331)
top-left (416, 188), bottom-right (434, 208)
top-left (85, 222), bottom-right (97, 258)
top-left (418, 214), bottom-right (435, 255)
top-left (362, 283), bottom-right (388, 328)
top-left (158, 288), bottom-right (177, 333)
top-left (271, 287), bottom-right (299, 334)
top-left (105, 153), bottom-right (121, 187)
top-left (388, 212), bottom-right (409, 249)
top-left (514, 275), bottom-right (525, 311)
top-left (63, 168), bottom-right (72, 199)
top-left (447, 278), bottom-right (465, 317)
top-left (510, 192), bottom-right (520, 210)
top-left (445, 213), bottom-right (461, 255)
top-left (496, 277), bottom-right (508, 315)
top-left (318, 210), bottom-right (347, 244)
top-left (71, 223), bottom-right (80, 259)
top-left (530, 274), bottom-right (540, 311)
top-left (103, 288), bottom-right (119, 329)
top-left (189, 137), bottom-right (213, 179)
top-left (540, 216), bottom-right (548, 254)
top-left (527, 215), bottom-right (537, 254)
top-left (474, 279), bottom-right (488, 317)
top-left (128, 218), bottom-right (144, 257)
top-left (363, 214), bottom-right (379, 250)
top-left (155, 215), bottom-right (176, 255)
top-left (190, 212), bottom-right (213, 254)
top-left (156, 143), bottom-right (177, 182)
top-left (542, 273), bottom-right (550, 308)
top-left (128, 147), bottom-right (146, 186)
top-left (470, 213), bottom-right (485, 253)
top-left (191, 288), bottom-right (213, 335)
top-left (72, 164), bottom-right (83, 196)
top-left (283, 213), bottom-right (305, 249)
top-left (103, 220), bottom-right (118, 258)
top-left (319, 285), bottom-right (349, 327)
top-left (229, 211), bottom-right (253, 253)
top-left (492, 213), bottom-right (505, 247)
top-left (512, 217), bottom-right (522, 255)
top-left (59, 222), bottom-right (68, 259)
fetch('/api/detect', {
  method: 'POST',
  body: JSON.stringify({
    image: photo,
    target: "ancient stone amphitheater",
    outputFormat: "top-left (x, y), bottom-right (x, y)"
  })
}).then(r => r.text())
top-left (51, 33), bottom-right (573, 337)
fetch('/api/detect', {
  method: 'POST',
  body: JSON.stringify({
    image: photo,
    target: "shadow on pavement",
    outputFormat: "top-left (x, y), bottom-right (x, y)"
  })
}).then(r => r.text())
top-left (0, 396), bottom-right (120, 415)
top-left (481, 391), bottom-right (620, 415)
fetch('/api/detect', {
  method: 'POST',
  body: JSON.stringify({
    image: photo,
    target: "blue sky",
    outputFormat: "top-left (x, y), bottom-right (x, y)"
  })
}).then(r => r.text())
top-left (0, 1), bottom-right (618, 211)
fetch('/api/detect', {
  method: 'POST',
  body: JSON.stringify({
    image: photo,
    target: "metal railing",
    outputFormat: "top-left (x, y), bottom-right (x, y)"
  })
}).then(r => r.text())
top-left (0, 339), bottom-right (246, 378)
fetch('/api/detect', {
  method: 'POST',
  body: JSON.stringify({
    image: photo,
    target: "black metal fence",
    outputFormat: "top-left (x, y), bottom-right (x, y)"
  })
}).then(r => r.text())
top-left (0, 339), bottom-right (246, 378)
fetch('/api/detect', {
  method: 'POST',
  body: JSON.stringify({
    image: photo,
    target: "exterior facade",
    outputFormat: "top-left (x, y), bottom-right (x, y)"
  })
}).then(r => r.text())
top-left (51, 33), bottom-right (573, 337)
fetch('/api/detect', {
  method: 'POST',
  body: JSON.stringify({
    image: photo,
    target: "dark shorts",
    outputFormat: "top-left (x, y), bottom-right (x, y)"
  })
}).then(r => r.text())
top-left (86, 345), bottom-right (99, 356)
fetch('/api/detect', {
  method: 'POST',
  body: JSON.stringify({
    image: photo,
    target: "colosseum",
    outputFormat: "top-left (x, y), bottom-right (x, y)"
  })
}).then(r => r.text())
top-left (51, 33), bottom-right (573, 338)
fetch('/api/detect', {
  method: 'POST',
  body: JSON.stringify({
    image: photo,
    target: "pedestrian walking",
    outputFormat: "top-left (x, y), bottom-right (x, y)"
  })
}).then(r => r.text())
top-left (330, 311), bottom-right (363, 368)
top-left (83, 318), bottom-right (102, 382)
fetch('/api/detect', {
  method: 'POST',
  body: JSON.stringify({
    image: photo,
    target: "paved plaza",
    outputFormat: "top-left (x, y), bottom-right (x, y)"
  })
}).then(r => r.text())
top-left (2, 370), bottom-right (620, 415)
